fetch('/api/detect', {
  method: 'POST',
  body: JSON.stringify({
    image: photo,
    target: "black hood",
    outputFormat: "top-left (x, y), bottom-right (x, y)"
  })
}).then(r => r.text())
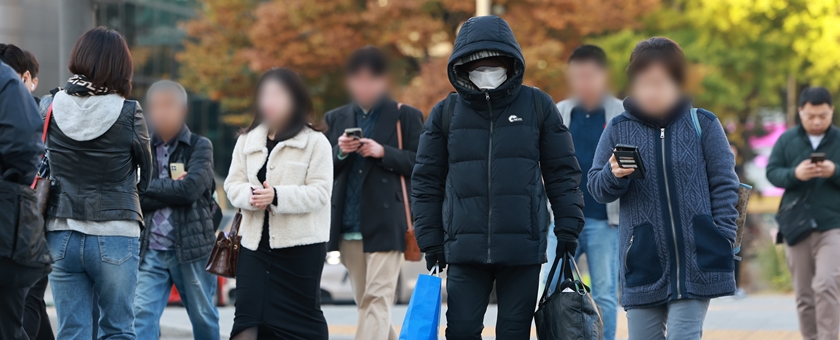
top-left (448, 16), bottom-right (525, 112)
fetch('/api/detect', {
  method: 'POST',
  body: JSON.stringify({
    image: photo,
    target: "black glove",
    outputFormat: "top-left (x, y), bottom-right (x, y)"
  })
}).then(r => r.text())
top-left (424, 245), bottom-right (446, 271)
top-left (555, 231), bottom-right (578, 258)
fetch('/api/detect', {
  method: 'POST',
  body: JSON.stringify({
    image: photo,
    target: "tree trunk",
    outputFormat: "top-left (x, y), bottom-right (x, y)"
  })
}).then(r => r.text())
top-left (786, 73), bottom-right (797, 127)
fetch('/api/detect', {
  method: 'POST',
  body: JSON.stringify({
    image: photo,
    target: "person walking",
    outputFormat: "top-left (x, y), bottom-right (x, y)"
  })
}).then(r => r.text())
top-left (224, 68), bottom-right (332, 340)
top-left (0, 60), bottom-right (52, 340)
top-left (545, 44), bottom-right (622, 340)
top-left (588, 37), bottom-right (740, 340)
top-left (0, 44), bottom-right (54, 340)
top-left (133, 80), bottom-right (220, 340)
top-left (324, 46), bottom-right (424, 340)
top-left (40, 27), bottom-right (152, 340)
top-left (766, 87), bottom-right (840, 340)
top-left (412, 16), bottom-right (585, 340)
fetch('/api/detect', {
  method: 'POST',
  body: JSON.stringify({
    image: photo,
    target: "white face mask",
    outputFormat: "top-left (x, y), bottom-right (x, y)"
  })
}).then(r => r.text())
top-left (469, 66), bottom-right (507, 90)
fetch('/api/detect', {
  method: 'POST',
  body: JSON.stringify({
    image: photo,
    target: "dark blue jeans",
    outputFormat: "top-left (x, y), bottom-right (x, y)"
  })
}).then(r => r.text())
top-left (133, 249), bottom-right (219, 340)
top-left (47, 230), bottom-right (139, 340)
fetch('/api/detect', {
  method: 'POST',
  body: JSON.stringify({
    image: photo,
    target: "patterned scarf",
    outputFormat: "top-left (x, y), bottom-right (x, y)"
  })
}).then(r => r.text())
top-left (63, 74), bottom-right (114, 97)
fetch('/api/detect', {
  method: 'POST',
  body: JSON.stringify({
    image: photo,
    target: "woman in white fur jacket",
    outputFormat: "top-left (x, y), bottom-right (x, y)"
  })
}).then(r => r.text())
top-left (224, 68), bottom-right (332, 340)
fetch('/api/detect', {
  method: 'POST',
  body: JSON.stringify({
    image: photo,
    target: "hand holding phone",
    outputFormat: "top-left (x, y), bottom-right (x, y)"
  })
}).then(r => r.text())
top-left (612, 144), bottom-right (646, 180)
top-left (169, 163), bottom-right (186, 180)
top-left (338, 128), bottom-right (363, 154)
top-left (811, 153), bottom-right (826, 163)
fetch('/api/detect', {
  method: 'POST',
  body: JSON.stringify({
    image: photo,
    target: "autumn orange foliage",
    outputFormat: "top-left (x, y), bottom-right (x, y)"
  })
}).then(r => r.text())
top-left (178, 0), bottom-right (658, 123)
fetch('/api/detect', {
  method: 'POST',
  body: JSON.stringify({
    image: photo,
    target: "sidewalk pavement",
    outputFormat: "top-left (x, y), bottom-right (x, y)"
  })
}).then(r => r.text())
top-left (48, 294), bottom-right (803, 339)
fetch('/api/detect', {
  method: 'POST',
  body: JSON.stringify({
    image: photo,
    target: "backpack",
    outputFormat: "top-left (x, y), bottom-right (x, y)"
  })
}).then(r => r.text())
top-left (690, 108), bottom-right (751, 257)
top-left (441, 86), bottom-right (546, 139)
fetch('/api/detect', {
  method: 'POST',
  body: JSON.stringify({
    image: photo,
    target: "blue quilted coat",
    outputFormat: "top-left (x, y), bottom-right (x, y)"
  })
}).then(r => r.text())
top-left (588, 103), bottom-right (740, 309)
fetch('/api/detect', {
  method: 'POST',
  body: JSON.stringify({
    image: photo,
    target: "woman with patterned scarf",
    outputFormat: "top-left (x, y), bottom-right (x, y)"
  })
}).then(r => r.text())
top-left (39, 27), bottom-right (152, 339)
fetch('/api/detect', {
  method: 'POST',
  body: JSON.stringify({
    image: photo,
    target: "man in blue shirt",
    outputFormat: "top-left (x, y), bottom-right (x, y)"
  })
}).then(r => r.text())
top-left (549, 45), bottom-right (623, 340)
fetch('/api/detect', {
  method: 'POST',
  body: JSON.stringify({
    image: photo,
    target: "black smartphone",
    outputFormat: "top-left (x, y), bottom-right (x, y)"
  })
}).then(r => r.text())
top-left (613, 144), bottom-right (646, 180)
top-left (344, 127), bottom-right (362, 140)
top-left (811, 152), bottom-right (826, 163)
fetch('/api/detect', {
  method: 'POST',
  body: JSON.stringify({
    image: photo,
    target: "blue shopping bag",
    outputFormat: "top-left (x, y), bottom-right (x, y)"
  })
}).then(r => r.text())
top-left (399, 265), bottom-right (442, 340)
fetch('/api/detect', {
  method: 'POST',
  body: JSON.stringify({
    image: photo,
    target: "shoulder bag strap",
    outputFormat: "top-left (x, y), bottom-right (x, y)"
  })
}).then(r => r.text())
top-left (395, 103), bottom-right (414, 232)
top-left (441, 92), bottom-right (457, 140)
top-left (531, 86), bottom-right (544, 131)
top-left (42, 103), bottom-right (53, 142)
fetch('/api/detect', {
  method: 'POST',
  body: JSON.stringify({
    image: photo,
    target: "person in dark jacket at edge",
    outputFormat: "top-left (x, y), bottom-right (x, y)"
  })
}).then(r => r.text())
top-left (411, 16), bottom-right (585, 340)
top-left (766, 87), bottom-right (840, 340)
top-left (324, 46), bottom-right (425, 340)
top-left (0, 60), bottom-right (52, 340)
top-left (133, 80), bottom-right (220, 340)
top-left (0, 44), bottom-right (54, 340)
top-left (588, 37), bottom-right (739, 340)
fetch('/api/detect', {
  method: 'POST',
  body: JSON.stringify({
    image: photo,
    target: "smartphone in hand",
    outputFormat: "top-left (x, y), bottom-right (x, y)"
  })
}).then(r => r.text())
top-left (811, 152), bottom-right (826, 163)
top-left (344, 128), bottom-right (363, 140)
top-left (613, 144), bottom-right (646, 180)
top-left (169, 163), bottom-right (186, 180)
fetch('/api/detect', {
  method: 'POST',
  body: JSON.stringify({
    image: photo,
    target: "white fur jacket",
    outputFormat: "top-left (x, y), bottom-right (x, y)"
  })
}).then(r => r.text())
top-left (224, 125), bottom-right (333, 250)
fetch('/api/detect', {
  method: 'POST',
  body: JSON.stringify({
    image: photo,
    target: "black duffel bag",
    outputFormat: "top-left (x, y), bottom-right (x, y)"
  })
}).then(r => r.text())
top-left (534, 251), bottom-right (603, 340)
top-left (776, 188), bottom-right (817, 246)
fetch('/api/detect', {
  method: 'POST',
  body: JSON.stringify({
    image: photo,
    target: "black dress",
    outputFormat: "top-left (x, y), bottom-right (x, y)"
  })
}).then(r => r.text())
top-left (231, 136), bottom-right (329, 340)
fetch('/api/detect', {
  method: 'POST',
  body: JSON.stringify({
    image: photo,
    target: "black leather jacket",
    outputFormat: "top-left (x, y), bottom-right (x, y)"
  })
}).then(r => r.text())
top-left (41, 95), bottom-right (153, 226)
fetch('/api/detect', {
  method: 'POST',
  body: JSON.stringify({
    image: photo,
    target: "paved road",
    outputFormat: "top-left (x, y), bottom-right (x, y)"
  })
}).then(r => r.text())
top-left (48, 294), bottom-right (802, 339)
top-left (164, 294), bottom-right (803, 339)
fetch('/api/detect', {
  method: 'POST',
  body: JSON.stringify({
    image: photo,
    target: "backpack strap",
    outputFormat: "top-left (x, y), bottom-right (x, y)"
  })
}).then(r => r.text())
top-left (532, 86), bottom-right (545, 131)
top-left (441, 92), bottom-right (458, 140)
top-left (690, 107), bottom-right (702, 138)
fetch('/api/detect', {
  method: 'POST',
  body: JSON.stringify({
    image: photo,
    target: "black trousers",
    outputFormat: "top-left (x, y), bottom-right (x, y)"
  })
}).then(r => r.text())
top-left (22, 276), bottom-right (54, 340)
top-left (445, 263), bottom-right (540, 340)
top-left (0, 258), bottom-right (49, 340)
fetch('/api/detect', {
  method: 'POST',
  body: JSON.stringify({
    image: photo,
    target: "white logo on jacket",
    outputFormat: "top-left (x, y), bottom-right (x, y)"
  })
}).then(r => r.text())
top-left (508, 115), bottom-right (523, 122)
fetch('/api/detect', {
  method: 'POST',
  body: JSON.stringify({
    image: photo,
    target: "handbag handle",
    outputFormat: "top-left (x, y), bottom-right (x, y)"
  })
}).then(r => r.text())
top-left (229, 209), bottom-right (242, 239)
top-left (396, 103), bottom-right (413, 233)
top-left (30, 104), bottom-right (53, 190)
top-left (539, 251), bottom-right (587, 304)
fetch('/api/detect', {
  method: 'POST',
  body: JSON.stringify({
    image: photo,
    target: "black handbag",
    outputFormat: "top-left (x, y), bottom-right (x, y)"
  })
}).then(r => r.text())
top-left (775, 187), bottom-right (817, 246)
top-left (534, 252), bottom-right (603, 340)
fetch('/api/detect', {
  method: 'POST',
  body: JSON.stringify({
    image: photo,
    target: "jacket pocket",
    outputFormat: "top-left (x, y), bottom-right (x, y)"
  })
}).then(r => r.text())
top-left (625, 222), bottom-right (663, 287)
top-left (98, 236), bottom-right (139, 265)
top-left (692, 214), bottom-right (734, 272)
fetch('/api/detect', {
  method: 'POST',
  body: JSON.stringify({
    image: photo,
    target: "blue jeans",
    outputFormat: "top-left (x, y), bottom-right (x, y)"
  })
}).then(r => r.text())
top-left (47, 230), bottom-right (139, 339)
top-left (134, 249), bottom-right (220, 340)
top-left (543, 218), bottom-right (618, 340)
top-left (626, 299), bottom-right (710, 340)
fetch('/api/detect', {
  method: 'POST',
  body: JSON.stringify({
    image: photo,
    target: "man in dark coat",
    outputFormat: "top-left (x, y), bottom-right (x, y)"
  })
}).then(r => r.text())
top-left (324, 46), bottom-right (424, 340)
top-left (0, 60), bottom-right (52, 340)
top-left (411, 16), bottom-right (585, 339)
top-left (134, 80), bottom-right (220, 340)
top-left (767, 87), bottom-right (840, 340)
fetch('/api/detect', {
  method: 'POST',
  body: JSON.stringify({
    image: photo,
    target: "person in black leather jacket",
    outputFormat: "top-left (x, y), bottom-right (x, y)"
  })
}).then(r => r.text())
top-left (0, 60), bottom-right (52, 340)
top-left (39, 27), bottom-right (152, 340)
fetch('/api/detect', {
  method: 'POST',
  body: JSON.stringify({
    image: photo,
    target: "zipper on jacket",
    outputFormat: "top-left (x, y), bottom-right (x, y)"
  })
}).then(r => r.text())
top-left (660, 127), bottom-right (682, 299)
top-left (486, 92), bottom-right (493, 264)
top-left (624, 235), bottom-right (634, 271)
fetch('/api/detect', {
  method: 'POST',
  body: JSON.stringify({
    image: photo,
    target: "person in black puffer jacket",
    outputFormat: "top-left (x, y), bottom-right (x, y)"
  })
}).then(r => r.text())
top-left (134, 80), bottom-right (220, 340)
top-left (411, 16), bottom-right (584, 339)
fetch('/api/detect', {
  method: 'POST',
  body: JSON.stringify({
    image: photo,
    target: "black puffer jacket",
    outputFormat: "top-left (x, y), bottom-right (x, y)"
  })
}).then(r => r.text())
top-left (0, 62), bottom-right (51, 268)
top-left (411, 16), bottom-right (584, 266)
top-left (139, 128), bottom-right (217, 264)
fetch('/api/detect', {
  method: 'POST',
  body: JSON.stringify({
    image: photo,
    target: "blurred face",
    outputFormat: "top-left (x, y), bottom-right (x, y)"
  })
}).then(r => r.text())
top-left (567, 60), bottom-right (607, 106)
top-left (258, 79), bottom-right (295, 130)
top-left (799, 103), bottom-right (834, 136)
top-left (147, 90), bottom-right (187, 139)
top-left (630, 63), bottom-right (681, 117)
top-left (347, 69), bottom-right (389, 110)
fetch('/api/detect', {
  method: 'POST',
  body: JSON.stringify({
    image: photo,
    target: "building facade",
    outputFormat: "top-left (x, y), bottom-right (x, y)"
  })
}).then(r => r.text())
top-left (0, 0), bottom-right (235, 175)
